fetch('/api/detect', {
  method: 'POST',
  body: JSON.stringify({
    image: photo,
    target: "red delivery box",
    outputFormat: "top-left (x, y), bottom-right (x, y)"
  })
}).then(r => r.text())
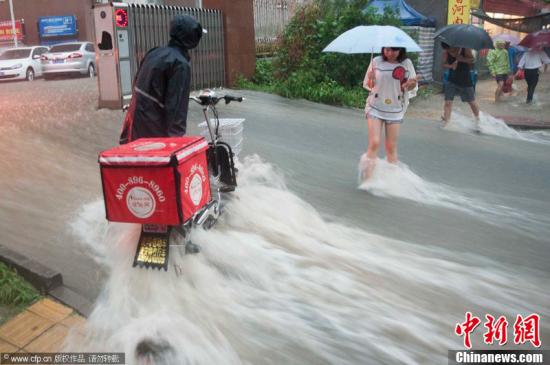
top-left (99, 137), bottom-right (211, 225)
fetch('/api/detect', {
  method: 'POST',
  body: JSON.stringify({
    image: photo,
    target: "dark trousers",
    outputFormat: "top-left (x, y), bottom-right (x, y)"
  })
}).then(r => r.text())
top-left (524, 68), bottom-right (539, 102)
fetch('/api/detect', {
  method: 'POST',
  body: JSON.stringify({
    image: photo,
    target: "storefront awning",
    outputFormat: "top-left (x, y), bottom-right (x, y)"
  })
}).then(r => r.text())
top-left (366, 0), bottom-right (436, 27)
top-left (471, 9), bottom-right (550, 33)
top-left (483, 0), bottom-right (548, 17)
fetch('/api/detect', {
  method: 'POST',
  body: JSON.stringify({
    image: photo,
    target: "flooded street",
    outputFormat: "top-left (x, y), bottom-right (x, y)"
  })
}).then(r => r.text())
top-left (1, 77), bottom-right (549, 364)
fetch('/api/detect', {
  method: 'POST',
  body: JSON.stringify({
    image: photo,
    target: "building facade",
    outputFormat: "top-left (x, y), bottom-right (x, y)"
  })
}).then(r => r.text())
top-left (0, 0), bottom-right (254, 85)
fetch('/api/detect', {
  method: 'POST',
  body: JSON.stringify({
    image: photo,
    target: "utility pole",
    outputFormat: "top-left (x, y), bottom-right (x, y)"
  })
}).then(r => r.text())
top-left (9, 0), bottom-right (18, 47)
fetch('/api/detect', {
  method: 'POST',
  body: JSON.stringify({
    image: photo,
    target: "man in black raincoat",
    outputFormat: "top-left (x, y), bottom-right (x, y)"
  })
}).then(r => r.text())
top-left (120, 14), bottom-right (203, 144)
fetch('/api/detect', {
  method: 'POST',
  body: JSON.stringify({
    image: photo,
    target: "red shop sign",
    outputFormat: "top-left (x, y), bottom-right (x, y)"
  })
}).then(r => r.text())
top-left (0, 20), bottom-right (24, 42)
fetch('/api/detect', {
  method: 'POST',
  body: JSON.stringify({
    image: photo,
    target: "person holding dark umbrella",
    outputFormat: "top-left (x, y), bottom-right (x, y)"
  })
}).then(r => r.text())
top-left (517, 30), bottom-right (550, 104)
top-left (440, 42), bottom-right (480, 130)
top-left (517, 47), bottom-right (550, 104)
top-left (435, 24), bottom-right (491, 131)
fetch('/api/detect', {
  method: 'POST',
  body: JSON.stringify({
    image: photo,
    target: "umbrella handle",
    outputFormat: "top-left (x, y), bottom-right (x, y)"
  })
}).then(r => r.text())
top-left (369, 51), bottom-right (374, 80)
top-left (366, 52), bottom-right (376, 88)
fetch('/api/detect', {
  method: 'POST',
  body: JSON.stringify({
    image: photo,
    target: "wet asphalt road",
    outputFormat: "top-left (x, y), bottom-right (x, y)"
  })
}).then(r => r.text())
top-left (1, 78), bottom-right (549, 302)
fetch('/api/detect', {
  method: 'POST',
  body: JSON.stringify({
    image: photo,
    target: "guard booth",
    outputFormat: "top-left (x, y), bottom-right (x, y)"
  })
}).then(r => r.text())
top-left (93, 2), bottom-right (225, 109)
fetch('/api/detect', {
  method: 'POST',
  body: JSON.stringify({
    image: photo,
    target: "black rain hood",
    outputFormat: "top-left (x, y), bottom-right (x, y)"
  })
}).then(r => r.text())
top-left (169, 15), bottom-right (203, 51)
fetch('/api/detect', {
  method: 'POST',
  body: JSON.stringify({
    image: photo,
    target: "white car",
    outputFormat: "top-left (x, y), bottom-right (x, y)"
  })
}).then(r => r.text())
top-left (0, 46), bottom-right (49, 82)
top-left (41, 42), bottom-right (96, 79)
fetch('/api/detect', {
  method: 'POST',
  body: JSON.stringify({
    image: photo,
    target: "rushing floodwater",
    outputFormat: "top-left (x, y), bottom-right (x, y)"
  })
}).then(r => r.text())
top-left (443, 111), bottom-right (550, 145)
top-left (0, 79), bottom-right (548, 364)
top-left (358, 158), bottom-right (550, 240)
top-left (66, 156), bottom-right (549, 364)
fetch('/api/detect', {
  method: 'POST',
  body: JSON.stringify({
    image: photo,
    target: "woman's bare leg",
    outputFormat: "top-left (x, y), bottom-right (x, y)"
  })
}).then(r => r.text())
top-left (385, 123), bottom-right (401, 163)
top-left (385, 122), bottom-right (401, 163)
top-left (364, 117), bottom-right (383, 179)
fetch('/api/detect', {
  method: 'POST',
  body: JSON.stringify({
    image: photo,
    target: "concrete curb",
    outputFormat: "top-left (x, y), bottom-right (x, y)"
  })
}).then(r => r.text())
top-left (0, 245), bottom-right (94, 317)
top-left (496, 116), bottom-right (550, 129)
top-left (0, 244), bottom-right (63, 293)
top-left (50, 286), bottom-right (93, 318)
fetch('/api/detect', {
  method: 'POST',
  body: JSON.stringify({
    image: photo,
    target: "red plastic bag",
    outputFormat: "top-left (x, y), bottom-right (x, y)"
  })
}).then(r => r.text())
top-left (515, 69), bottom-right (525, 80)
top-left (502, 76), bottom-right (513, 93)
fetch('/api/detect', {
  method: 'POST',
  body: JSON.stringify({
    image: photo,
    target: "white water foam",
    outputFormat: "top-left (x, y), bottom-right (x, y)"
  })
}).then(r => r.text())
top-left (358, 158), bottom-right (550, 239)
top-left (443, 111), bottom-right (550, 145)
top-left (66, 156), bottom-right (549, 365)
top-left (69, 200), bottom-right (113, 266)
top-left (525, 128), bottom-right (550, 143)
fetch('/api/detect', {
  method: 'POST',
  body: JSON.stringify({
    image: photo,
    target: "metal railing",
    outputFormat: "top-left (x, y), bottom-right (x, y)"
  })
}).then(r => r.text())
top-left (253, 0), bottom-right (311, 55)
top-left (126, 4), bottom-right (225, 89)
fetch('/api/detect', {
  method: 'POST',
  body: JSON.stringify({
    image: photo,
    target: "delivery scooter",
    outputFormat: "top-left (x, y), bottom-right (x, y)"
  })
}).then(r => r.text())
top-left (98, 91), bottom-right (243, 270)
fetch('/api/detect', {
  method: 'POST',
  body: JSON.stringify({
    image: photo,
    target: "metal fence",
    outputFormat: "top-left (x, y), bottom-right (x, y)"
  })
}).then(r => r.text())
top-left (126, 4), bottom-right (225, 89)
top-left (254, 0), bottom-right (310, 54)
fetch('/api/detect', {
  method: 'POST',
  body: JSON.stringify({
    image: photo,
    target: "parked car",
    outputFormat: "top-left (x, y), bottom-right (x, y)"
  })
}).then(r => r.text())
top-left (0, 46), bottom-right (49, 82)
top-left (41, 42), bottom-right (96, 79)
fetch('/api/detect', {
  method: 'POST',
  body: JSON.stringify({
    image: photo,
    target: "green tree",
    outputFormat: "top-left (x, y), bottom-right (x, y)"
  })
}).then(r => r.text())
top-left (238, 0), bottom-right (403, 106)
top-left (275, 0), bottom-right (400, 88)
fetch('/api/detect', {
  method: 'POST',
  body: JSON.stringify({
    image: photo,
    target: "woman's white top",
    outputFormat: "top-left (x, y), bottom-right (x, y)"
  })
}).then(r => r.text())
top-left (518, 50), bottom-right (550, 70)
top-left (363, 56), bottom-right (417, 121)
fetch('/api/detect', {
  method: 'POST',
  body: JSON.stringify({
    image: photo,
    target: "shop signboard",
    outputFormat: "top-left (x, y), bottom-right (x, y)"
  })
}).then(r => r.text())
top-left (447, 0), bottom-right (471, 25)
top-left (0, 19), bottom-right (23, 42)
top-left (38, 15), bottom-right (77, 38)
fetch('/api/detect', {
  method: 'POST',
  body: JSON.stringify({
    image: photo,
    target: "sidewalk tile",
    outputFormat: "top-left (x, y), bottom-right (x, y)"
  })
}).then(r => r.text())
top-left (61, 314), bottom-right (86, 334)
top-left (62, 330), bottom-right (86, 351)
top-left (0, 338), bottom-right (19, 352)
top-left (25, 324), bottom-right (69, 352)
top-left (27, 299), bottom-right (72, 323)
top-left (0, 310), bottom-right (54, 348)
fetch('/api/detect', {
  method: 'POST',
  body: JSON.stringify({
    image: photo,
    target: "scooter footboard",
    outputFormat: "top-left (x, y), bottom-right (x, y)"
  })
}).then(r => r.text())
top-left (134, 225), bottom-right (171, 271)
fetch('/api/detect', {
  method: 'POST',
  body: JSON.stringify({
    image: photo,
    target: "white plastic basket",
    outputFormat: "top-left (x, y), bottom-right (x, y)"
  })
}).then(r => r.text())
top-left (198, 118), bottom-right (245, 156)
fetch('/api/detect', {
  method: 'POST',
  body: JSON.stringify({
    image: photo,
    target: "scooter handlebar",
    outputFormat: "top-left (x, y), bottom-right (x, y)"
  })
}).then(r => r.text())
top-left (190, 94), bottom-right (244, 106)
top-left (223, 95), bottom-right (244, 104)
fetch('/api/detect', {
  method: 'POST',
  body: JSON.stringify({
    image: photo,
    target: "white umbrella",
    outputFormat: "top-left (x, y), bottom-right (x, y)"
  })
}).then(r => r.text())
top-left (322, 25), bottom-right (423, 54)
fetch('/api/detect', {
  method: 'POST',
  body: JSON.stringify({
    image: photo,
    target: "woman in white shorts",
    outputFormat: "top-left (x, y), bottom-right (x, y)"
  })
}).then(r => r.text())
top-left (361, 47), bottom-right (418, 180)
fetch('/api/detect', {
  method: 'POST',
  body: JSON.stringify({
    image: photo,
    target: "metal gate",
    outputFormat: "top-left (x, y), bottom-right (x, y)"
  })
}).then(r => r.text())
top-left (94, 2), bottom-right (225, 109)
top-left (253, 0), bottom-right (310, 55)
